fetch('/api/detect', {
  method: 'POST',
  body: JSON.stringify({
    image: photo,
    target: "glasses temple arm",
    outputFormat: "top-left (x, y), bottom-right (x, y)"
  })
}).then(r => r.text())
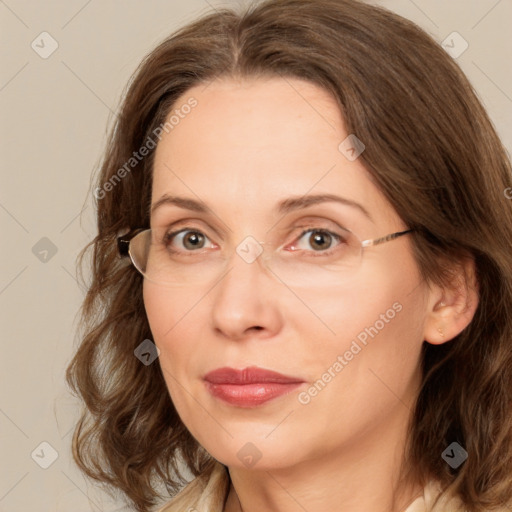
top-left (361, 229), bottom-right (413, 248)
top-left (117, 228), bottom-right (146, 257)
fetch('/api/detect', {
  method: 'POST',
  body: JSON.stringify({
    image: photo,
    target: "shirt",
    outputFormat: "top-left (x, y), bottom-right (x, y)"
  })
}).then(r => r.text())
top-left (156, 460), bottom-right (468, 512)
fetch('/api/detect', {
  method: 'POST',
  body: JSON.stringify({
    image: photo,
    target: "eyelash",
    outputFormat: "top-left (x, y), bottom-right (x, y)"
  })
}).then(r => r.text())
top-left (162, 226), bottom-right (347, 257)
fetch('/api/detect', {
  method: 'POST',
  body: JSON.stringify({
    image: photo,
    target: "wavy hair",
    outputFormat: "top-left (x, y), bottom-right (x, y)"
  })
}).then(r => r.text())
top-left (66, 0), bottom-right (512, 510)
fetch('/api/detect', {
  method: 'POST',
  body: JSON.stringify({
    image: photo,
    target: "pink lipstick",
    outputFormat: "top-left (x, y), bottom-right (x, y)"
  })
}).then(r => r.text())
top-left (203, 366), bottom-right (305, 407)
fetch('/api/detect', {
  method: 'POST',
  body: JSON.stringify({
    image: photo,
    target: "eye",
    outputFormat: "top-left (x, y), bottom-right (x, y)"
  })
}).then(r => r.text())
top-left (163, 228), bottom-right (215, 252)
top-left (288, 228), bottom-right (345, 254)
top-left (160, 226), bottom-right (350, 256)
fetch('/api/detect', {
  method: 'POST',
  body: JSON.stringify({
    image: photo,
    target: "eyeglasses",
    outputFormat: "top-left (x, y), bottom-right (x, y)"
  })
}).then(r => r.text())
top-left (117, 225), bottom-right (413, 289)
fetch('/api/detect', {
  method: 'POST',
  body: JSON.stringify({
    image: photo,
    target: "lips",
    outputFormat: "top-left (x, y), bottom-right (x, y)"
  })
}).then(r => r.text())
top-left (204, 366), bottom-right (304, 385)
top-left (203, 366), bottom-right (305, 407)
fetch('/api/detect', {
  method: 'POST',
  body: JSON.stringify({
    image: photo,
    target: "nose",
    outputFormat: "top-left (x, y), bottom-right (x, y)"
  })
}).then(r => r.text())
top-left (210, 244), bottom-right (284, 341)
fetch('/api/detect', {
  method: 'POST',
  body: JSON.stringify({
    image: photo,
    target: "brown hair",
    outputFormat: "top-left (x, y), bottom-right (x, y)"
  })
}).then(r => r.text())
top-left (66, 0), bottom-right (512, 510)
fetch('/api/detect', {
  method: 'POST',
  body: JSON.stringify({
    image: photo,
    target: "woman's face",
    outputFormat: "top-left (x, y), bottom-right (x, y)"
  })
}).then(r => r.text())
top-left (144, 76), bottom-right (430, 470)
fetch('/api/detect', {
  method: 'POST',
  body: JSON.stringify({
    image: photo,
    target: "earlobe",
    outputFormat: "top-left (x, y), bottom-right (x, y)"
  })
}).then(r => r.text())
top-left (423, 259), bottom-right (479, 346)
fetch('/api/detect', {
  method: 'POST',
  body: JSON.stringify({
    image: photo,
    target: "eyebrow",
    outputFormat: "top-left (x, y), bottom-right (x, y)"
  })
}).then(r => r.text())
top-left (151, 193), bottom-right (373, 221)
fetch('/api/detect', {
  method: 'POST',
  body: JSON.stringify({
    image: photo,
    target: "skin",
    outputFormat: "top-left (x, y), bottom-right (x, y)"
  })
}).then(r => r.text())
top-left (143, 76), bottom-right (478, 512)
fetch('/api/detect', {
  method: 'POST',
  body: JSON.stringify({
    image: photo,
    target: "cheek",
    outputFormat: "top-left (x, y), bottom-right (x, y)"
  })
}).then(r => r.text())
top-left (294, 269), bottom-right (407, 351)
top-left (142, 282), bottom-right (201, 380)
top-left (299, 255), bottom-right (426, 421)
top-left (142, 281), bottom-right (206, 340)
top-left (142, 282), bottom-right (171, 338)
top-left (142, 282), bottom-right (207, 426)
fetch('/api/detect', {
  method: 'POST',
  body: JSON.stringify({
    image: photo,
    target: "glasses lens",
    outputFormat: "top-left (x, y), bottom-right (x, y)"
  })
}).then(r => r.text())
top-left (129, 229), bottom-right (151, 275)
top-left (129, 227), bottom-right (364, 289)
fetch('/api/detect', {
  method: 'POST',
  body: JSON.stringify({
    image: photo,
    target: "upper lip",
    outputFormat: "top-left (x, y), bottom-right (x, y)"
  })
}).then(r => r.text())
top-left (203, 366), bottom-right (304, 385)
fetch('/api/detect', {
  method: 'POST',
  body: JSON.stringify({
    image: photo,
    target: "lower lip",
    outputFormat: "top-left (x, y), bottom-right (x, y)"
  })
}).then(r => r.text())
top-left (204, 381), bottom-right (303, 407)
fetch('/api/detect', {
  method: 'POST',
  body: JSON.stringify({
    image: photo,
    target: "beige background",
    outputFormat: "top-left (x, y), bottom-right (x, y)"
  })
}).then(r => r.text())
top-left (1, 0), bottom-right (511, 511)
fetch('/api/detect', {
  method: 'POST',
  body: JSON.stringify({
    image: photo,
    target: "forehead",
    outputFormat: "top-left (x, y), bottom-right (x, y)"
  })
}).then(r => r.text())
top-left (150, 76), bottom-right (397, 228)
top-left (154, 76), bottom-right (341, 168)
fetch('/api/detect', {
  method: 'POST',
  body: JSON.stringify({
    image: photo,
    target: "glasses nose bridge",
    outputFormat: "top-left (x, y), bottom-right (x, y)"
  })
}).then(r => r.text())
top-left (232, 234), bottom-right (275, 267)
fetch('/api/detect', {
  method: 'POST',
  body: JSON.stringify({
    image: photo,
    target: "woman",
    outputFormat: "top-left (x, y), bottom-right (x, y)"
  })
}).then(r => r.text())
top-left (66, 0), bottom-right (512, 511)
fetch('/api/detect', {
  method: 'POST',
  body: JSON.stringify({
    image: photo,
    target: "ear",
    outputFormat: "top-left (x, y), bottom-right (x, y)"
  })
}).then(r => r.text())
top-left (423, 257), bottom-right (479, 345)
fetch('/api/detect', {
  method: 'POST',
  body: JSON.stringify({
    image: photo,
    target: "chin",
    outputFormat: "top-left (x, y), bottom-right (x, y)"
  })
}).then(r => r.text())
top-left (198, 433), bottom-right (307, 471)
